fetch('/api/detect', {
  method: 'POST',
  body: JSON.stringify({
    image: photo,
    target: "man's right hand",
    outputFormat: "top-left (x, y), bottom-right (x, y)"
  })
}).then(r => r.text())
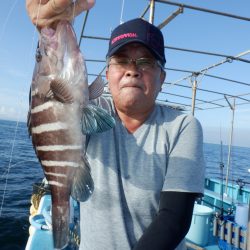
top-left (26, 0), bottom-right (95, 30)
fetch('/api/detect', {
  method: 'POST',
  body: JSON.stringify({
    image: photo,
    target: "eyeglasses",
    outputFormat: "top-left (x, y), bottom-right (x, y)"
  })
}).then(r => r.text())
top-left (108, 56), bottom-right (164, 71)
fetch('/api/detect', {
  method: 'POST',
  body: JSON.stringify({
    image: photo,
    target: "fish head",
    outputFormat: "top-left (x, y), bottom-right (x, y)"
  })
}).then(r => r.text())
top-left (54, 21), bottom-right (88, 86)
top-left (38, 21), bottom-right (80, 77)
top-left (35, 21), bottom-right (89, 105)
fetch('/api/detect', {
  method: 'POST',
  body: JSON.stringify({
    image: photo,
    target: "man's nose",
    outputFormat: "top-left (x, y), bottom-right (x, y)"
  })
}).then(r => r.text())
top-left (124, 63), bottom-right (142, 78)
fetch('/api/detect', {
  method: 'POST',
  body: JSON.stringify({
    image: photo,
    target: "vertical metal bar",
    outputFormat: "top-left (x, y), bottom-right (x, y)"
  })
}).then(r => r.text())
top-left (225, 98), bottom-right (235, 195)
top-left (213, 217), bottom-right (218, 236)
top-left (220, 222), bottom-right (225, 239)
top-left (234, 225), bottom-right (240, 248)
top-left (191, 78), bottom-right (197, 116)
top-left (226, 221), bottom-right (232, 244)
top-left (78, 10), bottom-right (89, 47)
top-left (149, 0), bottom-right (155, 24)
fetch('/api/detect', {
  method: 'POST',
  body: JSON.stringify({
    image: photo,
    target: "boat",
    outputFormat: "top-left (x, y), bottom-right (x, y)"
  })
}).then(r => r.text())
top-left (186, 177), bottom-right (250, 250)
top-left (25, 0), bottom-right (250, 249)
top-left (26, 180), bottom-right (81, 250)
top-left (25, 176), bottom-right (250, 250)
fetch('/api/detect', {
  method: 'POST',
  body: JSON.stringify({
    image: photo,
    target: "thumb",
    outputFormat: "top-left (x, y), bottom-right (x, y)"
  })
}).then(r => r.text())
top-left (77, 0), bottom-right (96, 12)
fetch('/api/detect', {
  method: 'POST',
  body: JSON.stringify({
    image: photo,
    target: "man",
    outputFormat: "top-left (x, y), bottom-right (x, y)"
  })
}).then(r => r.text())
top-left (26, 1), bottom-right (205, 249)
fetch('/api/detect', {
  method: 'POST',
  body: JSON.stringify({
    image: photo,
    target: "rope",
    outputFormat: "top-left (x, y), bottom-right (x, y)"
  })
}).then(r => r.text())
top-left (120, 0), bottom-right (125, 24)
top-left (0, 0), bottom-right (18, 45)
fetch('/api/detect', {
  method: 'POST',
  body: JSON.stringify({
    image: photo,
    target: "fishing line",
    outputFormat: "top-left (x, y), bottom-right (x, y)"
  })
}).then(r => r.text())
top-left (0, 91), bottom-right (30, 216)
top-left (120, 0), bottom-right (125, 24)
top-left (0, 160), bottom-right (39, 180)
top-left (0, 119), bottom-right (20, 217)
top-left (72, 0), bottom-right (77, 22)
top-left (0, 0), bottom-right (18, 45)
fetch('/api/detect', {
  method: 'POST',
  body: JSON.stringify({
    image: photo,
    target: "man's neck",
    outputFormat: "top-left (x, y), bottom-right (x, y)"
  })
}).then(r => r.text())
top-left (116, 106), bottom-right (154, 133)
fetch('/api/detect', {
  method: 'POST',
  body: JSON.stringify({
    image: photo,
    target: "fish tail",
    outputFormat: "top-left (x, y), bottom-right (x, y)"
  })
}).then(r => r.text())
top-left (52, 202), bottom-right (70, 249)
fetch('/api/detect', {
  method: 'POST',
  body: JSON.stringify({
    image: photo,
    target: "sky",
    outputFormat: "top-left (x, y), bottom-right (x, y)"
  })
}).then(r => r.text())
top-left (0, 0), bottom-right (250, 147)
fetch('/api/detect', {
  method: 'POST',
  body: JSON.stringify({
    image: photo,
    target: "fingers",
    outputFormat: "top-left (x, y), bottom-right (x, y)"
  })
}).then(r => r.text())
top-left (76, 0), bottom-right (95, 12)
top-left (46, 0), bottom-right (96, 28)
top-left (68, 0), bottom-right (96, 17)
top-left (48, 0), bottom-right (73, 14)
top-left (26, 0), bottom-right (96, 29)
top-left (26, 0), bottom-right (63, 28)
top-left (50, 0), bottom-right (96, 17)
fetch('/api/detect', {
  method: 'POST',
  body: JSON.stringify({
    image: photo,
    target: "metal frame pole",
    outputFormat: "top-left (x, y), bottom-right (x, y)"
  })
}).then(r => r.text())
top-left (191, 77), bottom-right (197, 115)
top-left (224, 97), bottom-right (235, 196)
top-left (149, 0), bottom-right (155, 24)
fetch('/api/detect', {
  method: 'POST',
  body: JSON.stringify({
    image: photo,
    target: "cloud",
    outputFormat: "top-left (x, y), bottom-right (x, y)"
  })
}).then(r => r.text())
top-left (0, 88), bottom-right (29, 122)
top-left (0, 104), bottom-right (27, 122)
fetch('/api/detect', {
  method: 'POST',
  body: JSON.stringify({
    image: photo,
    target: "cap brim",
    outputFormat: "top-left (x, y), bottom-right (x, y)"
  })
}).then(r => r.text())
top-left (106, 39), bottom-right (165, 65)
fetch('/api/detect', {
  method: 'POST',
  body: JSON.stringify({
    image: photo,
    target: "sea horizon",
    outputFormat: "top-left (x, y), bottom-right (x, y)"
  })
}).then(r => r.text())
top-left (1, 117), bottom-right (249, 150)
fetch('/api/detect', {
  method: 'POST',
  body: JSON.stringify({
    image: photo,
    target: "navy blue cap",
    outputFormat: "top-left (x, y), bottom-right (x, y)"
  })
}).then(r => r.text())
top-left (106, 18), bottom-right (166, 65)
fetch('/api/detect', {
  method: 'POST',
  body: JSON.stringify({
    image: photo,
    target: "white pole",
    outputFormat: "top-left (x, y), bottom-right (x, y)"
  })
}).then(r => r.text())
top-left (224, 98), bottom-right (235, 196)
top-left (191, 78), bottom-right (197, 116)
top-left (149, 0), bottom-right (155, 24)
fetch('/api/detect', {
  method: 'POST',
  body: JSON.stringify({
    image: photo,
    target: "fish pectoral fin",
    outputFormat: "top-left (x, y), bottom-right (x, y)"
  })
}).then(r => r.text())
top-left (50, 79), bottom-right (74, 103)
top-left (81, 104), bottom-right (115, 135)
top-left (88, 75), bottom-right (105, 100)
top-left (71, 155), bottom-right (94, 202)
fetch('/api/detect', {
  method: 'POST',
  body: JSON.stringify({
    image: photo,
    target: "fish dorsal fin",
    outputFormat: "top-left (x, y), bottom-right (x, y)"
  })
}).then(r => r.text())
top-left (50, 79), bottom-right (74, 103)
top-left (88, 75), bottom-right (105, 100)
top-left (71, 154), bottom-right (94, 202)
top-left (81, 104), bottom-right (115, 135)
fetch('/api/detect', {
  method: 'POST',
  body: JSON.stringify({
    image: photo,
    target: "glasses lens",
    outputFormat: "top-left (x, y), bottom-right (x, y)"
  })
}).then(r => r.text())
top-left (136, 58), bottom-right (155, 69)
top-left (110, 57), bottom-right (129, 66)
top-left (108, 57), bottom-right (160, 70)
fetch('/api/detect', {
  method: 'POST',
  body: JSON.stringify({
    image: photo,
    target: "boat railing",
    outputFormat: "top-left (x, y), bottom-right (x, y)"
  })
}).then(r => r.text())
top-left (213, 217), bottom-right (248, 250)
top-left (205, 177), bottom-right (250, 205)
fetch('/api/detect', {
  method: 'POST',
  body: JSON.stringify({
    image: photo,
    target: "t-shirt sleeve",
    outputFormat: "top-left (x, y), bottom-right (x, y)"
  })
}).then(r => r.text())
top-left (162, 114), bottom-right (205, 195)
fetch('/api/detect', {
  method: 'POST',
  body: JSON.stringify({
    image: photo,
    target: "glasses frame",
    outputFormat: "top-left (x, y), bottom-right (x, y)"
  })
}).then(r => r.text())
top-left (107, 56), bottom-right (164, 71)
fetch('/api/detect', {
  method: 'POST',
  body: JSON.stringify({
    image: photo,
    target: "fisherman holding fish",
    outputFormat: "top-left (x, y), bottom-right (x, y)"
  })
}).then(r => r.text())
top-left (26, 1), bottom-right (205, 250)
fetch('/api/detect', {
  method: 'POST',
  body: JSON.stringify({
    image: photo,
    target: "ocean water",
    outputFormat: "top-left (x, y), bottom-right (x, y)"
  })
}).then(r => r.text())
top-left (0, 119), bottom-right (249, 250)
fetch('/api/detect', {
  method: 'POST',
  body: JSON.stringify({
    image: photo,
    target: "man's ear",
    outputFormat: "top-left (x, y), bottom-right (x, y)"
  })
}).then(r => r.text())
top-left (106, 68), bottom-right (110, 90)
top-left (106, 68), bottom-right (109, 81)
top-left (160, 70), bottom-right (166, 85)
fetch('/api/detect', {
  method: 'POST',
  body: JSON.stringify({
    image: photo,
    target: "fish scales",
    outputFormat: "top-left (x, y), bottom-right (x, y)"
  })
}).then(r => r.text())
top-left (32, 130), bottom-right (77, 146)
top-left (31, 92), bottom-right (82, 249)
top-left (28, 21), bottom-right (115, 249)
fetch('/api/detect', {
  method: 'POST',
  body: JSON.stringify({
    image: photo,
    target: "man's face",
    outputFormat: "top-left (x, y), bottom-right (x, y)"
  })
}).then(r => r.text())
top-left (106, 42), bottom-right (166, 115)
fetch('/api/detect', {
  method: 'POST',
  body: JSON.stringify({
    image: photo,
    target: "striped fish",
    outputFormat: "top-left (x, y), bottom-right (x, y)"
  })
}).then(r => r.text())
top-left (27, 21), bottom-right (114, 249)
